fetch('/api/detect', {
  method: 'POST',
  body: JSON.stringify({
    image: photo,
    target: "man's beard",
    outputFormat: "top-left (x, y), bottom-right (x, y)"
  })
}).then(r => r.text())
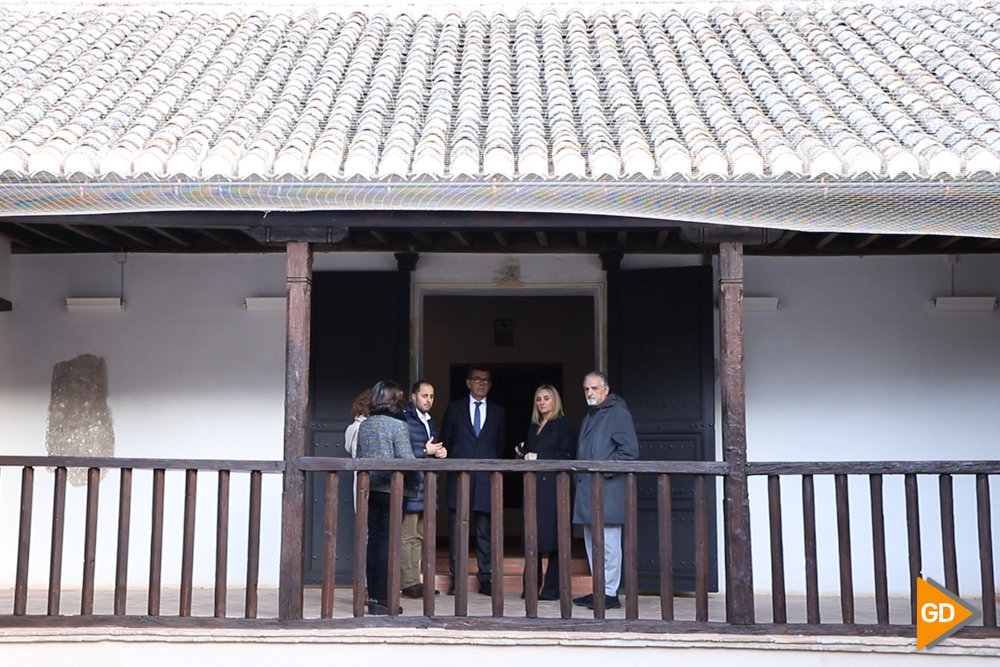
top-left (586, 396), bottom-right (598, 406)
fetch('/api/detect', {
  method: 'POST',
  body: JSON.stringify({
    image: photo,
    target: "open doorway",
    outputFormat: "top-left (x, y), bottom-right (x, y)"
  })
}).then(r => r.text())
top-left (422, 294), bottom-right (597, 439)
top-left (422, 294), bottom-right (597, 548)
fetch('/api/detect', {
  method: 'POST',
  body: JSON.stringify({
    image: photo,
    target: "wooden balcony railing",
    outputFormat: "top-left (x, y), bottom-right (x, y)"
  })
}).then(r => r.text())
top-left (299, 457), bottom-right (729, 622)
top-left (747, 461), bottom-right (1000, 628)
top-left (0, 456), bottom-right (283, 621)
top-left (2, 454), bottom-right (999, 639)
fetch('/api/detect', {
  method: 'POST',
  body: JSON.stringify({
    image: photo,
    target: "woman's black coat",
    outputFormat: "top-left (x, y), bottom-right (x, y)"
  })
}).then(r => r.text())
top-left (522, 415), bottom-right (576, 553)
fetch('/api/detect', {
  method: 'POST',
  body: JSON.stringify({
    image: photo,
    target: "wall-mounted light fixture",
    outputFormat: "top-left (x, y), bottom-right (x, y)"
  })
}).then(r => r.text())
top-left (65, 297), bottom-right (124, 314)
top-left (744, 296), bottom-right (780, 312)
top-left (931, 296), bottom-right (997, 312)
top-left (932, 256), bottom-right (996, 312)
top-left (244, 297), bottom-right (286, 312)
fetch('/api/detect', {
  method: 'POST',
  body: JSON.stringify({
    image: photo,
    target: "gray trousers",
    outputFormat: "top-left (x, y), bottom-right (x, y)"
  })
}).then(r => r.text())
top-left (583, 525), bottom-right (623, 597)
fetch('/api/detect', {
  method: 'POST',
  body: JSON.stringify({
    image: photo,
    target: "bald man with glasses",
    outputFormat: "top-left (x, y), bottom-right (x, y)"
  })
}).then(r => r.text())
top-left (440, 365), bottom-right (506, 596)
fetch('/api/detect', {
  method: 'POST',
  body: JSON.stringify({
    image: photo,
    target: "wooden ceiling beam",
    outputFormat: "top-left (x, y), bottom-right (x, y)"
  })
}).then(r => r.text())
top-left (196, 228), bottom-right (234, 246)
top-left (896, 235), bottom-right (923, 248)
top-left (450, 231), bottom-right (470, 246)
top-left (492, 231), bottom-right (508, 247)
top-left (410, 230), bottom-right (432, 246)
top-left (148, 227), bottom-right (192, 246)
top-left (774, 230), bottom-right (797, 249)
top-left (854, 234), bottom-right (881, 249)
top-left (655, 230), bottom-right (669, 248)
top-left (577, 231), bottom-right (587, 248)
top-left (814, 233), bottom-right (839, 250)
top-left (368, 230), bottom-right (389, 245)
top-left (936, 236), bottom-right (962, 249)
top-left (60, 224), bottom-right (120, 246)
top-left (12, 223), bottom-right (68, 245)
top-left (535, 231), bottom-right (548, 247)
top-left (106, 225), bottom-right (154, 247)
top-left (617, 231), bottom-right (627, 247)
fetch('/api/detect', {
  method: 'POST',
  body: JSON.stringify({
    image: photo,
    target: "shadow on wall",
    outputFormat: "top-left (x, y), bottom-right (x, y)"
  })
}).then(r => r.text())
top-left (45, 353), bottom-right (115, 486)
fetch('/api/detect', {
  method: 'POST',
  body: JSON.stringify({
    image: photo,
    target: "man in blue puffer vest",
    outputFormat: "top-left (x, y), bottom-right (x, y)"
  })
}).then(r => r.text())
top-left (401, 380), bottom-right (447, 598)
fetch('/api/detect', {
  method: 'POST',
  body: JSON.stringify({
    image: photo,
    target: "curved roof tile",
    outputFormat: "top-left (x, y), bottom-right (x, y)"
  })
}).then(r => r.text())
top-left (0, 2), bottom-right (998, 187)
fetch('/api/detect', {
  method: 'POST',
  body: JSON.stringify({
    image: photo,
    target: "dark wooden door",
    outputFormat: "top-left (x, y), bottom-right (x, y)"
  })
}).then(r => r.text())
top-left (607, 265), bottom-right (717, 592)
top-left (305, 270), bottom-right (410, 584)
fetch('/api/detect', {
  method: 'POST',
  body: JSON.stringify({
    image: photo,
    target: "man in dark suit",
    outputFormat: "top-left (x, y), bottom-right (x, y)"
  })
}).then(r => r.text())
top-left (440, 365), bottom-right (506, 595)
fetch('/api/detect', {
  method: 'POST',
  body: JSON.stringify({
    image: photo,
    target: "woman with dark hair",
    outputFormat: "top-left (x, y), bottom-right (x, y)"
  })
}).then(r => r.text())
top-left (516, 384), bottom-right (576, 600)
top-left (356, 380), bottom-right (417, 615)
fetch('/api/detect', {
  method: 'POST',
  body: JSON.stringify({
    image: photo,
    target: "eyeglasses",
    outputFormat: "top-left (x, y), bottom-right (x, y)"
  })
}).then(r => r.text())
top-left (468, 376), bottom-right (492, 384)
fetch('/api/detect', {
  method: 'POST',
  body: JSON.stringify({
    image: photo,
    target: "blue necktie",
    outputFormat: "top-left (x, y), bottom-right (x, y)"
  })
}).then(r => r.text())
top-left (473, 401), bottom-right (482, 436)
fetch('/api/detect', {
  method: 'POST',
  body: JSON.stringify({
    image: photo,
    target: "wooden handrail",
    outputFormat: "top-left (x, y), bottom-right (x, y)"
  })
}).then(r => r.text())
top-left (749, 461), bottom-right (1000, 475)
top-left (299, 457), bottom-right (729, 474)
top-left (0, 456), bottom-right (284, 472)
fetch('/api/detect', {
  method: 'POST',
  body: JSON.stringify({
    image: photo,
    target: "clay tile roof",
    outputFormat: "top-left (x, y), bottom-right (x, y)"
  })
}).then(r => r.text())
top-left (0, 2), bottom-right (1000, 235)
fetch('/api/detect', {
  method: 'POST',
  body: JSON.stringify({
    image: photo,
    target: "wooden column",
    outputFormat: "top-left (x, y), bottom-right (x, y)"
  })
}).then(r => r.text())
top-left (719, 242), bottom-right (754, 624)
top-left (278, 241), bottom-right (313, 621)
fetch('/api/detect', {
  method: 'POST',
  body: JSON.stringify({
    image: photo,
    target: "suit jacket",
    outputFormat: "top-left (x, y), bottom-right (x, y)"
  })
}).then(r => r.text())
top-left (441, 397), bottom-right (506, 513)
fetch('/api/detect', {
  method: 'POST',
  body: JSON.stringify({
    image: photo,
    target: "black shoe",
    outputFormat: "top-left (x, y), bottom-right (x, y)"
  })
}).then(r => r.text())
top-left (587, 595), bottom-right (621, 610)
top-left (572, 594), bottom-right (593, 607)
top-left (478, 582), bottom-right (493, 596)
top-left (446, 586), bottom-right (455, 595)
top-left (366, 601), bottom-right (402, 615)
top-left (538, 590), bottom-right (560, 601)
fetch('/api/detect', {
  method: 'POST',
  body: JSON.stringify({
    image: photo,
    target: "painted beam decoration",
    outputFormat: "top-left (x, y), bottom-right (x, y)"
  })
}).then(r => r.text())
top-left (0, 3), bottom-right (998, 236)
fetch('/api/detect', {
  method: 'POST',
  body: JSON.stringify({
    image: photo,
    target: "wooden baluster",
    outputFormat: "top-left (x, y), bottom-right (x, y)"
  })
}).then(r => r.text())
top-left (352, 472), bottom-right (370, 617)
top-left (214, 470), bottom-right (230, 618)
top-left (81, 467), bottom-right (100, 615)
top-left (657, 474), bottom-right (674, 621)
top-left (422, 472), bottom-right (438, 616)
top-left (454, 471), bottom-right (471, 616)
top-left (245, 470), bottom-right (262, 619)
top-left (179, 469), bottom-right (197, 617)
top-left (491, 471), bottom-right (504, 617)
top-left (114, 468), bottom-right (133, 615)
top-left (623, 473), bottom-right (639, 620)
top-left (870, 474), bottom-right (889, 625)
top-left (14, 466), bottom-right (33, 616)
top-left (557, 472), bottom-right (572, 619)
top-left (590, 472), bottom-right (606, 619)
top-left (767, 475), bottom-right (786, 624)
top-left (694, 474), bottom-right (709, 622)
top-left (321, 471), bottom-right (339, 619)
top-left (387, 472), bottom-right (404, 616)
top-left (905, 473), bottom-right (922, 625)
top-left (48, 467), bottom-right (67, 616)
top-left (523, 471), bottom-right (539, 618)
top-left (939, 474), bottom-right (959, 595)
top-left (977, 474), bottom-right (996, 627)
top-left (148, 468), bottom-right (165, 616)
top-left (835, 474), bottom-right (854, 624)
top-left (802, 474), bottom-right (820, 624)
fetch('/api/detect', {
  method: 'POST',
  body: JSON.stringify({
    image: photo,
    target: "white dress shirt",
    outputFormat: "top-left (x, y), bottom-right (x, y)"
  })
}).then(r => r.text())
top-left (468, 394), bottom-right (487, 428)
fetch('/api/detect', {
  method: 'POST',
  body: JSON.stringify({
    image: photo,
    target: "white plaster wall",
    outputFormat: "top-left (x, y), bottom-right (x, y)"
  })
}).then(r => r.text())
top-left (1, 250), bottom-right (998, 601)
top-left (742, 255), bottom-right (1000, 598)
top-left (0, 234), bottom-right (11, 301)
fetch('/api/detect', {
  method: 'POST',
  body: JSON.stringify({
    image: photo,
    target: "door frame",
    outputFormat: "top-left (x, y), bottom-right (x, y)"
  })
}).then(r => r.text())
top-left (412, 279), bottom-right (606, 381)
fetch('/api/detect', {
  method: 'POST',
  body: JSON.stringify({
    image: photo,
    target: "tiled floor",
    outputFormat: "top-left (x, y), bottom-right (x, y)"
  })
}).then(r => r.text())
top-left (1, 586), bottom-right (981, 626)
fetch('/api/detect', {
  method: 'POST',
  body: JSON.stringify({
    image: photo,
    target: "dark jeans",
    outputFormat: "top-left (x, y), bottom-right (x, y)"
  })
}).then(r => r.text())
top-left (449, 509), bottom-right (492, 585)
top-left (366, 491), bottom-right (392, 604)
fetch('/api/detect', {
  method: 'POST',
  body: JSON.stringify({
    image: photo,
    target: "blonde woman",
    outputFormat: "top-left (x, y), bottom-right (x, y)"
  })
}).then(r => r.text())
top-left (516, 384), bottom-right (575, 600)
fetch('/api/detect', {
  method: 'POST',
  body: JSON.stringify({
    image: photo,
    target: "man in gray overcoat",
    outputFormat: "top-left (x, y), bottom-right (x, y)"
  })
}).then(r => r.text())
top-left (572, 371), bottom-right (639, 610)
